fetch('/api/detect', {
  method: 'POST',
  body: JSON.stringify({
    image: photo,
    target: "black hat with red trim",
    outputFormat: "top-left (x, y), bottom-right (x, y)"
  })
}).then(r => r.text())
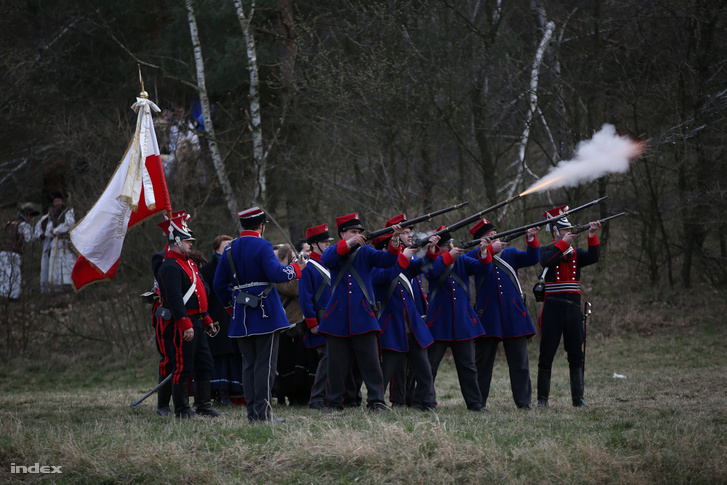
top-left (306, 223), bottom-right (334, 245)
top-left (335, 212), bottom-right (365, 236)
top-left (469, 218), bottom-right (496, 240)
top-left (238, 206), bottom-right (268, 229)
top-left (434, 225), bottom-right (453, 247)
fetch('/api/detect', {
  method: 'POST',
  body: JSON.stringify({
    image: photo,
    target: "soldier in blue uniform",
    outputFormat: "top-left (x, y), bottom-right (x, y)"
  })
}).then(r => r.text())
top-left (425, 227), bottom-right (492, 412)
top-left (318, 212), bottom-right (404, 412)
top-left (298, 223), bottom-right (334, 409)
top-left (213, 206), bottom-right (306, 422)
top-left (372, 214), bottom-right (436, 411)
top-left (155, 211), bottom-right (223, 419)
top-left (467, 218), bottom-right (540, 411)
top-left (537, 206), bottom-right (601, 408)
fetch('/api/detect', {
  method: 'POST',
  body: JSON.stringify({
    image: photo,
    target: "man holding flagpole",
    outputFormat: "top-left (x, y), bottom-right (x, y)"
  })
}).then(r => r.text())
top-left (156, 211), bottom-right (223, 419)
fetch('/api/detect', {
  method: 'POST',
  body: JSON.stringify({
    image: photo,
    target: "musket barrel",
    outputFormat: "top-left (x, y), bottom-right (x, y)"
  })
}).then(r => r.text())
top-left (364, 202), bottom-right (470, 241)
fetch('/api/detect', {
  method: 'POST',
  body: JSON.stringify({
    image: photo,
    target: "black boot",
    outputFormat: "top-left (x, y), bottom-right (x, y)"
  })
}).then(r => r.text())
top-left (172, 383), bottom-right (195, 419)
top-left (194, 380), bottom-right (227, 417)
top-left (570, 367), bottom-right (590, 407)
top-left (537, 369), bottom-right (551, 408)
top-left (214, 389), bottom-right (233, 407)
top-left (156, 375), bottom-right (173, 416)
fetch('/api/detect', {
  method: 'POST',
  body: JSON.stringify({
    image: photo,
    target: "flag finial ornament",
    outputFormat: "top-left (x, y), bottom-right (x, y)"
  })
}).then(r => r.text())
top-left (138, 65), bottom-right (148, 99)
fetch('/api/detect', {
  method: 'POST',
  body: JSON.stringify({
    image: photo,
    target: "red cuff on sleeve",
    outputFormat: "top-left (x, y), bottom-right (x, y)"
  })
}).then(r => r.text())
top-left (555, 240), bottom-right (570, 252)
top-left (202, 314), bottom-right (214, 327)
top-left (291, 263), bottom-right (303, 279)
top-left (305, 317), bottom-right (318, 329)
top-left (177, 317), bottom-right (193, 332)
top-left (527, 235), bottom-right (539, 248)
top-left (479, 249), bottom-right (492, 264)
top-left (336, 239), bottom-right (351, 256)
top-left (487, 245), bottom-right (495, 257)
top-left (587, 233), bottom-right (599, 246)
top-left (440, 251), bottom-right (454, 267)
top-left (387, 239), bottom-right (401, 254)
top-left (427, 246), bottom-right (440, 260)
top-left (397, 252), bottom-right (410, 269)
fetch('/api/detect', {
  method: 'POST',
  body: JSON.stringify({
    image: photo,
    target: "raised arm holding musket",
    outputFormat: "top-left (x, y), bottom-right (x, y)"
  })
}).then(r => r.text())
top-left (424, 227), bottom-right (492, 412)
top-left (318, 213), bottom-right (405, 412)
top-left (465, 218), bottom-right (541, 411)
top-left (536, 205), bottom-right (602, 409)
top-left (372, 214), bottom-right (437, 411)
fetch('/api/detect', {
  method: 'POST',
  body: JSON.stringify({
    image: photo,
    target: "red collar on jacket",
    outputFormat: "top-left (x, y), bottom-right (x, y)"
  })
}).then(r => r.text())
top-left (309, 251), bottom-right (323, 262)
top-left (239, 230), bottom-right (260, 237)
top-left (164, 249), bottom-right (188, 262)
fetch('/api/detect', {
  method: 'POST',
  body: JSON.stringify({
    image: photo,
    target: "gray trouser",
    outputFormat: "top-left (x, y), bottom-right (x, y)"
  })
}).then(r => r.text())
top-left (475, 336), bottom-right (532, 408)
top-left (238, 332), bottom-right (280, 421)
top-left (326, 333), bottom-right (384, 409)
top-left (309, 344), bottom-right (328, 405)
top-left (428, 340), bottom-right (482, 410)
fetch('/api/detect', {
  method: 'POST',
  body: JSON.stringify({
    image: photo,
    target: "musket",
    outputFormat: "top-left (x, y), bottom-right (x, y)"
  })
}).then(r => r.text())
top-left (411, 195), bottom-right (523, 248)
top-left (582, 301), bottom-right (592, 383)
top-left (459, 196), bottom-right (610, 250)
top-left (364, 201), bottom-right (470, 241)
top-left (568, 211), bottom-right (628, 235)
top-left (130, 374), bottom-right (173, 409)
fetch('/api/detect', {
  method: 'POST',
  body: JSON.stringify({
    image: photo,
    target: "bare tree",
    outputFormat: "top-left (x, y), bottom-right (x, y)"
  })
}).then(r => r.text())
top-left (185, 0), bottom-right (238, 220)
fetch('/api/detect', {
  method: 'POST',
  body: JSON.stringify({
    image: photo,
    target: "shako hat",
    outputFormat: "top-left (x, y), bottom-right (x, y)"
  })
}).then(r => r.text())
top-left (238, 206), bottom-right (268, 229)
top-left (336, 212), bottom-right (365, 235)
top-left (434, 225), bottom-right (453, 247)
top-left (158, 210), bottom-right (195, 242)
top-left (372, 213), bottom-right (406, 250)
top-left (306, 223), bottom-right (334, 245)
top-left (469, 218), bottom-right (496, 240)
top-left (543, 205), bottom-right (572, 232)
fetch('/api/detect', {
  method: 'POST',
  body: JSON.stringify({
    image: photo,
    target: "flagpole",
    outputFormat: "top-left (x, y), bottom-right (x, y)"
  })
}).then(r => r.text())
top-left (139, 64), bottom-right (173, 219)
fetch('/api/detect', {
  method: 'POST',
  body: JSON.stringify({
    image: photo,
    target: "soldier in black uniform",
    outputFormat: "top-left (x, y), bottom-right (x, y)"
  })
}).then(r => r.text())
top-left (155, 211), bottom-right (224, 418)
top-left (537, 206), bottom-right (601, 408)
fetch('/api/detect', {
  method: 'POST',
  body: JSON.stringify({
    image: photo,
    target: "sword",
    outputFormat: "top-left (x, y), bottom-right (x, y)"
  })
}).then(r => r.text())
top-left (130, 373), bottom-right (173, 409)
top-left (256, 204), bottom-right (303, 261)
top-left (582, 301), bottom-right (592, 383)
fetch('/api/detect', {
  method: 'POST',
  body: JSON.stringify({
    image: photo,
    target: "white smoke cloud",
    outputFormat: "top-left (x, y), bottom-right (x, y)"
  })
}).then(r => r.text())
top-left (522, 124), bottom-right (644, 195)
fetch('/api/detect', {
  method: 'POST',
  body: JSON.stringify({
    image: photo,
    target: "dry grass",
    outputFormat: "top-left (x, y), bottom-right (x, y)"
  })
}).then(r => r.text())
top-left (1, 238), bottom-right (727, 483)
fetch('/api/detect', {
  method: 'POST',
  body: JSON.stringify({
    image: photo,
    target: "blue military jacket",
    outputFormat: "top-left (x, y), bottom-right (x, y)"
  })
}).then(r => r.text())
top-left (467, 237), bottom-right (539, 339)
top-left (213, 230), bottom-right (301, 337)
top-left (372, 254), bottom-right (434, 352)
top-left (318, 239), bottom-right (399, 337)
top-left (425, 248), bottom-right (491, 341)
top-left (298, 251), bottom-right (330, 348)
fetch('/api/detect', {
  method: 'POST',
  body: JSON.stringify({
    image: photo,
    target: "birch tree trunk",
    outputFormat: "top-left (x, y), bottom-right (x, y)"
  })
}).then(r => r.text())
top-left (505, 18), bottom-right (555, 201)
top-left (233, 0), bottom-right (267, 205)
top-left (185, 0), bottom-right (238, 220)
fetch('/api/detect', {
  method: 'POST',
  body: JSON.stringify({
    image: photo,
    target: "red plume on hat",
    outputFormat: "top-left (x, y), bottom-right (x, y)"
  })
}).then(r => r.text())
top-left (469, 218), bottom-right (496, 240)
top-left (158, 210), bottom-right (194, 241)
top-left (336, 212), bottom-right (365, 234)
top-left (543, 205), bottom-right (572, 232)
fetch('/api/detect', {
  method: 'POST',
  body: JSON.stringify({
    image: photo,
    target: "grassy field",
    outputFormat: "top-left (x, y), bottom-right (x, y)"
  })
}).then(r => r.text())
top-left (1, 284), bottom-right (726, 484)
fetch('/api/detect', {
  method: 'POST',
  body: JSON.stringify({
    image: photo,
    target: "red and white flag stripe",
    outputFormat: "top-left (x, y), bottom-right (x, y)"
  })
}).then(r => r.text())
top-left (70, 97), bottom-right (171, 291)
